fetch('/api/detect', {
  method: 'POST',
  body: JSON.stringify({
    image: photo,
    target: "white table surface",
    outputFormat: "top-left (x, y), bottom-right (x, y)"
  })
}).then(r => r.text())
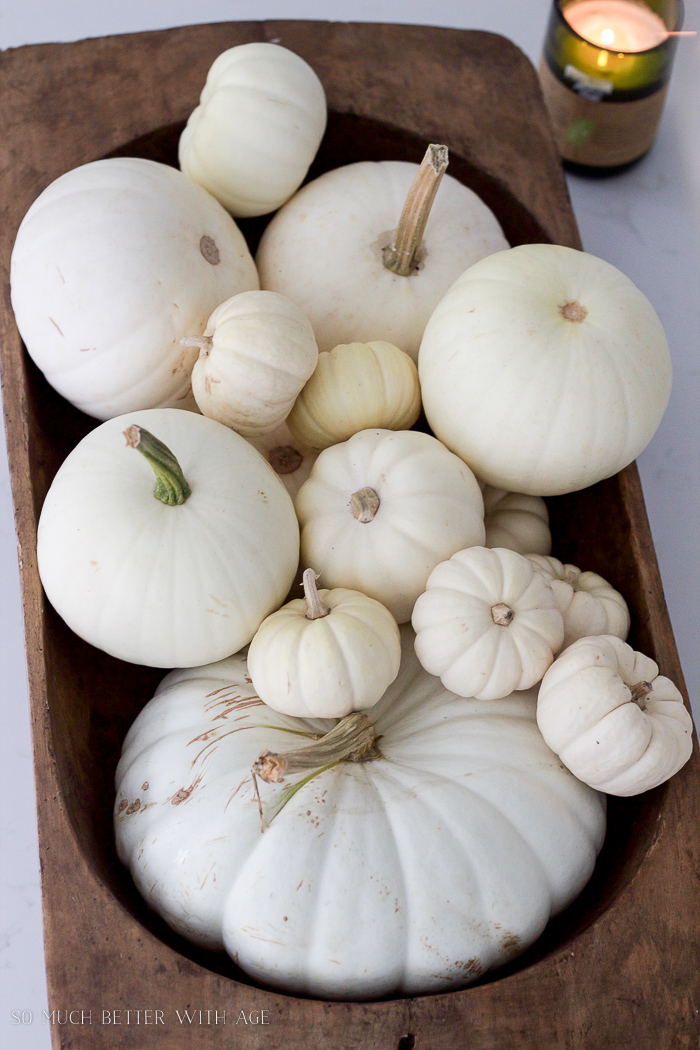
top-left (1, 2), bottom-right (698, 1046)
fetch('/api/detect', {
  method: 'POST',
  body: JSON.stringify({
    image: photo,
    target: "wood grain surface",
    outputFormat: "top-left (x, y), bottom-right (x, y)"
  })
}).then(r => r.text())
top-left (0, 20), bottom-right (698, 1050)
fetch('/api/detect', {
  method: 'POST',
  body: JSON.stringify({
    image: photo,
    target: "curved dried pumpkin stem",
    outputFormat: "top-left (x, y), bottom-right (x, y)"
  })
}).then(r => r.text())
top-left (252, 712), bottom-right (381, 784)
top-left (303, 568), bottom-right (329, 620)
top-left (383, 143), bottom-right (449, 277)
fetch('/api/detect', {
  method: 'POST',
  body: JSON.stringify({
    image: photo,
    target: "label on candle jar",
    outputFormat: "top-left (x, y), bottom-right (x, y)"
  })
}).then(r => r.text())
top-left (564, 63), bottom-right (615, 99)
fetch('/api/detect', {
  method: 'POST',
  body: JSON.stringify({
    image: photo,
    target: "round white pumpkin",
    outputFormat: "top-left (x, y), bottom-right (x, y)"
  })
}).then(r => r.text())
top-left (419, 244), bottom-right (672, 495)
top-left (190, 290), bottom-right (318, 436)
top-left (115, 625), bottom-right (605, 998)
top-left (287, 339), bottom-right (421, 450)
top-left (256, 158), bottom-right (508, 360)
top-left (527, 555), bottom-right (630, 650)
top-left (294, 429), bottom-right (486, 623)
top-left (537, 635), bottom-right (693, 796)
top-left (179, 43), bottom-right (327, 217)
top-left (247, 568), bottom-right (401, 718)
top-left (482, 483), bottom-right (551, 556)
top-left (412, 546), bottom-right (564, 699)
top-left (37, 409), bottom-right (299, 667)
top-left (10, 158), bottom-right (259, 420)
top-left (245, 421), bottom-right (318, 500)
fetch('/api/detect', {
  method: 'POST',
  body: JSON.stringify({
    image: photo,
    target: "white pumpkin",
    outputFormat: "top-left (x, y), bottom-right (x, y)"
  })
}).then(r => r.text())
top-left (287, 340), bottom-right (421, 451)
top-left (527, 554), bottom-right (630, 649)
top-left (179, 43), bottom-right (327, 217)
top-left (419, 244), bottom-right (672, 495)
top-left (37, 409), bottom-right (299, 667)
top-left (188, 290), bottom-right (318, 436)
top-left (247, 568), bottom-right (401, 718)
top-left (245, 421), bottom-right (318, 500)
top-left (537, 635), bottom-right (693, 796)
top-left (10, 158), bottom-right (259, 420)
top-left (256, 152), bottom-right (508, 360)
top-left (482, 483), bottom-right (551, 556)
top-left (115, 625), bottom-right (606, 999)
top-left (412, 546), bottom-right (564, 699)
top-left (294, 429), bottom-right (486, 623)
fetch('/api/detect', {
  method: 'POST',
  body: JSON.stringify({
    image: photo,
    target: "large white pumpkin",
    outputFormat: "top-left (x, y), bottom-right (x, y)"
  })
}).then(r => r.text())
top-left (37, 409), bottom-right (299, 667)
top-left (179, 43), bottom-right (327, 217)
top-left (115, 626), bottom-right (606, 999)
top-left (256, 159), bottom-right (508, 360)
top-left (419, 244), bottom-right (672, 495)
top-left (10, 158), bottom-right (259, 420)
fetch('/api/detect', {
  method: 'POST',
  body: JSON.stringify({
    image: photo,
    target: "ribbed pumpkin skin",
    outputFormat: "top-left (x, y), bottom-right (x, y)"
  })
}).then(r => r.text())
top-left (37, 409), bottom-right (299, 667)
top-left (10, 158), bottom-right (259, 420)
top-left (179, 43), bottom-right (327, 217)
top-left (419, 244), bottom-right (672, 496)
top-left (115, 626), bottom-right (606, 999)
top-left (527, 555), bottom-right (630, 650)
top-left (482, 483), bottom-right (551, 556)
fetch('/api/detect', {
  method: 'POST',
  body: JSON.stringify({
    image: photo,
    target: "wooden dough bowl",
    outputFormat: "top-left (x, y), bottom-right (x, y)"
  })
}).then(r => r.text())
top-left (0, 20), bottom-right (698, 1050)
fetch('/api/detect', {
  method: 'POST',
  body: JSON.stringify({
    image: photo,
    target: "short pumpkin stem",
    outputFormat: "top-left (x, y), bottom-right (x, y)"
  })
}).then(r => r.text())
top-left (180, 334), bottom-right (213, 355)
top-left (351, 487), bottom-right (380, 523)
top-left (491, 603), bottom-right (514, 626)
top-left (630, 680), bottom-right (653, 709)
top-left (383, 143), bottom-right (449, 277)
top-left (269, 445), bottom-right (304, 475)
top-left (559, 300), bottom-right (588, 323)
top-left (303, 568), bottom-right (329, 620)
top-left (252, 712), bottom-right (381, 784)
top-left (124, 425), bottom-right (191, 506)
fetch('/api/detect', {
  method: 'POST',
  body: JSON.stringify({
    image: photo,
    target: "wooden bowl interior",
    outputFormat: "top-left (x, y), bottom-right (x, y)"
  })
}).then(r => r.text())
top-left (29, 110), bottom-right (666, 998)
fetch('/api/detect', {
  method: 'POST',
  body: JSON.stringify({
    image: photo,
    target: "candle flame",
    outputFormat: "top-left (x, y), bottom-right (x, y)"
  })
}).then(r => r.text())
top-left (601, 27), bottom-right (615, 46)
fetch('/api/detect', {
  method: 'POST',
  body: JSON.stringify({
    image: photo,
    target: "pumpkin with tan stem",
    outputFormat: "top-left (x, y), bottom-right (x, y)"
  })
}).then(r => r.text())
top-left (412, 546), bottom-right (564, 699)
top-left (185, 290), bottom-right (318, 437)
top-left (294, 429), bottom-right (486, 623)
top-left (115, 625), bottom-right (605, 998)
top-left (10, 158), bottom-right (258, 420)
top-left (537, 635), bottom-right (693, 796)
top-left (257, 145), bottom-right (508, 360)
top-left (248, 568), bottom-right (401, 718)
top-left (245, 421), bottom-right (318, 500)
top-left (179, 43), bottom-right (327, 217)
top-left (287, 339), bottom-right (421, 451)
top-left (419, 244), bottom-right (672, 495)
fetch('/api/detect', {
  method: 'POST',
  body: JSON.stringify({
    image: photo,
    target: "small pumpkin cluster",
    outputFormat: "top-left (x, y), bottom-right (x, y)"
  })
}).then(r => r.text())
top-left (14, 41), bottom-right (693, 1000)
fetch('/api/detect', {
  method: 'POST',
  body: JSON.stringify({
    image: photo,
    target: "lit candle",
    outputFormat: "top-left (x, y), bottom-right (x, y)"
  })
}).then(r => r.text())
top-left (539, 0), bottom-right (685, 171)
top-left (563, 0), bottom-right (668, 52)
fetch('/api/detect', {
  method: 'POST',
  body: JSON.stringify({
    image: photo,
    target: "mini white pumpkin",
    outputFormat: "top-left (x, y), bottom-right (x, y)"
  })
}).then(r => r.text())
top-left (186, 290), bottom-right (318, 436)
top-left (179, 43), bottom-right (327, 217)
top-left (482, 483), bottom-right (551, 556)
top-left (294, 429), bottom-right (486, 623)
top-left (412, 546), bottom-right (564, 699)
top-left (419, 244), bottom-right (672, 495)
top-left (10, 158), bottom-right (259, 420)
top-left (115, 625), bottom-right (605, 998)
top-left (537, 635), bottom-right (693, 796)
top-left (37, 409), bottom-right (299, 667)
top-left (247, 568), bottom-right (401, 718)
top-left (527, 554), bottom-right (630, 649)
top-left (257, 147), bottom-right (508, 360)
top-left (287, 340), bottom-right (421, 451)
top-left (245, 421), bottom-right (318, 500)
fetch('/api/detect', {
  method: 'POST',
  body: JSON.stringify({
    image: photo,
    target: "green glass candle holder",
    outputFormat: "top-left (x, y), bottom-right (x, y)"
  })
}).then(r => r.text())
top-left (539, 0), bottom-right (684, 171)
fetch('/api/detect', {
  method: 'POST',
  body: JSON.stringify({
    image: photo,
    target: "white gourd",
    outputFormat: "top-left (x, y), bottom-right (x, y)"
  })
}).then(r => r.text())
top-left (537, 635), bottom-right (693, 796)
top-left (481, 483), bottom-right (551, 556)
top-left (179, 43), bottom-right (327, 217)
top-left (287, 340), bottom-right (421, 451)
top-left (10, 158), bottom-right (259, 420)
top-left (257, 148), bottom-right (508, 360)
top-left (419, 244), bottom-right (672, 495)
top-left (247, 569), bottom-right (401, 718)
top-left (115, 626), bottom-right (606, 998)
top-left (412, 546), bottom-right (564, 699)
top-left (188, 290), bottom-right (318, 437)
top-left (37, 409), bottom-right (299, 667)
top-left (527, 554), bottom-right (630, 649)
top-left (294, 429), bottom-right (486, 623)
top-left (245, 421), bottom-right (318, 500)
